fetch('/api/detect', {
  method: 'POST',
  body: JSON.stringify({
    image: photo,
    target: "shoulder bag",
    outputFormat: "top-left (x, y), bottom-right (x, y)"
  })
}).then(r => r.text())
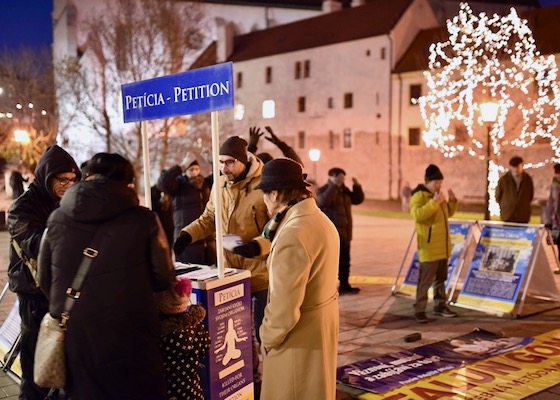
top-left (34, 229), bottom-right (105, 388)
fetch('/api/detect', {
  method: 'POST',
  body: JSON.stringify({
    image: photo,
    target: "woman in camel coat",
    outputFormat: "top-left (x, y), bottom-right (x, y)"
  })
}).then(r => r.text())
top-left (253, 158), bottom-right (340, 400)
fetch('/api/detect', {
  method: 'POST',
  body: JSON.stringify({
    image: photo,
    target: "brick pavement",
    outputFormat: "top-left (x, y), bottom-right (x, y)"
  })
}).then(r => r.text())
top-left (0, 193), bottom-right (558, 399)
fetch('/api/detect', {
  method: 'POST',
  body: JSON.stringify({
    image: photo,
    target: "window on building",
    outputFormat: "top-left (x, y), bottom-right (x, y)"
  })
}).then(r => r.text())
top-left (328, 97), bottom-right (334, 109)
top-left (410, 84), bottom-right (421, 105)
top-left (408, 128), bottom-right (421, 146)
top-left (376, 92), bottom-right (380, 105)
top-left (329, 130), bottom-right (335, 149)
top-left (344, 93), bottom-right (353, 109)
top-left (265, 66), bottom-right (272, 84)
top-left (298, 96), bottom-right (306, 112)
top-left (381, 47), bottom-right (386, 60)
top-left (262, 100), bottom-right (275, 119)
top-left (234, 104), bottom-right (245, 121)
top-left (237, 72), bottom-right (243, 89)
top-left (295, 62), bottom-right (301, 79)
top-left (343, 128), bottom-right (352, 148)
top-left (454, 125), bottom-right (468, 142)
top-left (304, 60), bottom-right (310, 78)
top-left (298, 131), bottom-right (305, 149)
top-left (366, 49), bottom-right (371, 56)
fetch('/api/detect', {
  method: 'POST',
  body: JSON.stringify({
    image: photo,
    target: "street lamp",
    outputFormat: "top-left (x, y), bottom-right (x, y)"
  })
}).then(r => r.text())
top-left (480, 102), bottom-right (499, 220)
top-left (308, 148), bottom-right (321, 183)
top-left (13, 129), bottom-right (30, 163)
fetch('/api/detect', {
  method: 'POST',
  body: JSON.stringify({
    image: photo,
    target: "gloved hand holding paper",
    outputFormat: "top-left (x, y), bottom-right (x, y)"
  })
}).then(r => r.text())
top-left (223, 234), bottom-right (244, 251)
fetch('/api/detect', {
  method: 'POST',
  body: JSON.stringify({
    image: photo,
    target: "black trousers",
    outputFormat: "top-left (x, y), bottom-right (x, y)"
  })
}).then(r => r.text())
top-left (338, 238), bottom-right (352, 288)
top-left (17, 293), bottom-right (51, 400)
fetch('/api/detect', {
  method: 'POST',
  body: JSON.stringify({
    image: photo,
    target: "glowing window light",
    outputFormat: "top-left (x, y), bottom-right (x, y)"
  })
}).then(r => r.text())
top-left (262, 100), bottom-right (275, 119)
top-left (234, 104), bottom-right (245, 121)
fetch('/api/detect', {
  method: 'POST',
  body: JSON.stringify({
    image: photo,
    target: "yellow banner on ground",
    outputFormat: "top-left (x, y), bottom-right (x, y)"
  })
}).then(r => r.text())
top-left (359, 329), bottom-right (560, 399)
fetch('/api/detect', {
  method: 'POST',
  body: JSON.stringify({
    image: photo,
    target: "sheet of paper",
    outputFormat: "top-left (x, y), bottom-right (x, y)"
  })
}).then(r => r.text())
top-left (222, 234), bottom-right (244, 251)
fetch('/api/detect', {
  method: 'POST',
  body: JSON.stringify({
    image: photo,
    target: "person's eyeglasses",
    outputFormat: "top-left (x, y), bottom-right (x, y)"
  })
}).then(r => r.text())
top-left (219, 159), bottom-right (237, 168)
top-left (54, 176), bottom-right (78, 186)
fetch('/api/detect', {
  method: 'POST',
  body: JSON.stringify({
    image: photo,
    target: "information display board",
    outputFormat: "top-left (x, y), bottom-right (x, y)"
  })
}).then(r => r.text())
top-left (178, 267), bottom-right (254, 400)
top-left (396, 221), bottom-right (474, 297)
top-left (455, 224), bottom-right (536, 314)
top-left (450, 223), bottom-right (560, 317)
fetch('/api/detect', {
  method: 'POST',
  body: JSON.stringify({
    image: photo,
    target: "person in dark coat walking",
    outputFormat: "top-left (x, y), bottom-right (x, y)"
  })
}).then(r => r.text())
top-left (9, 164), bottom-right (29, 199)
top-left (38, 153), bottom-right (174, 400)
top-left (157, 153), bottom-right (214, 265)
top-left (7, 145), bottom-right (81, 400)
top-left (495, 156), bottom-right (534, 223)
top-left (316, 167), bottom-right (365, 294)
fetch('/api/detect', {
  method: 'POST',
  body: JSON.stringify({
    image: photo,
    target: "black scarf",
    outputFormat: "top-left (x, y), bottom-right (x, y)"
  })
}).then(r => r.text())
top-left (262, 197), bottom-right (304, 241)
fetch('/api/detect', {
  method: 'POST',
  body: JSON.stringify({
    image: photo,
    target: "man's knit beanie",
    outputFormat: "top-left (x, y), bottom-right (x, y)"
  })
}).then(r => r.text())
top-left (219, 136), bottom-right (248, 165)
top-left (425, 164), bottom-right (444, 181)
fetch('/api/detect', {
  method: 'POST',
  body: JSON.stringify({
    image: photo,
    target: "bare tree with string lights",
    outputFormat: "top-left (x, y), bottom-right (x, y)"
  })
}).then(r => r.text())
top-left (418, 3), bottom-right (560, 218)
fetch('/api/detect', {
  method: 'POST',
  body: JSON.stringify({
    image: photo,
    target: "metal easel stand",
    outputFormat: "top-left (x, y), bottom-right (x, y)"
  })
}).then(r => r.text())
top-left (0, 282), bottom-right (21, 381)
top-left (391, 228), bottom-right (416, 295)
top-left (544, 228), bottom-right (560, 274)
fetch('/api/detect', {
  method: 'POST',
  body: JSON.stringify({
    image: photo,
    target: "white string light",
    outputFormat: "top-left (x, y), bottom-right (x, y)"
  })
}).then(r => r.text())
top-left (418, 3), bottom-right (560, 216)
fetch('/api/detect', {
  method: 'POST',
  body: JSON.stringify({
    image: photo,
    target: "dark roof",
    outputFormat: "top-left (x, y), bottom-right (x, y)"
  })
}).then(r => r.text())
top-left (197, 0), bottom-right (329, 9)
top-left (228, 0), bottom-right (413, 62)
top-left (394, 5), bottom-right (560, 73)
top-left (190, 41), bottom-right (218, 70)
top-left (196, 0), bottom-right (539, 9)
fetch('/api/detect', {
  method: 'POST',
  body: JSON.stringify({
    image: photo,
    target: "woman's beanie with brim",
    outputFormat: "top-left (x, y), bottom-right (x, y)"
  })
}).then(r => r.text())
top-left (255, 158), bottom-right (311, 191)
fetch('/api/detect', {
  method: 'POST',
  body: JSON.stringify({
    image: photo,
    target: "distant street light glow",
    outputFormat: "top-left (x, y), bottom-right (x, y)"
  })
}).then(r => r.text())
top-left (13, 129), bottom-right (31, 144)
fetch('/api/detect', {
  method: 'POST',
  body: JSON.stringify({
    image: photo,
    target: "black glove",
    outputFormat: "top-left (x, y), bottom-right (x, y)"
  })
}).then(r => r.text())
top-left (248, 126), bottom-right (264, 152)
top-left (233, 241), bottom-right (261, 258)
top-left (264, 126), bottom-right (281, 146)
top-left (173, 232), bottom-right (192, 255)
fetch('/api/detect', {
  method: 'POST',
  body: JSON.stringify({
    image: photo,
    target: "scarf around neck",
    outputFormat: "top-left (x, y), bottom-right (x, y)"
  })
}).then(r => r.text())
top-left (262, 197), bottom-right (304, 241)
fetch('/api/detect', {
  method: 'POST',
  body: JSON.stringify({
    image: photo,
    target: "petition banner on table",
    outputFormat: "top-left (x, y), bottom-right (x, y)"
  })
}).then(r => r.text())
top-left (337, 329), bottom-right (531, 394)
top-left (399, 221), bottom-right (472, 296)
top-left (456, 224), bottom-right (537, 314)
top-left (355, 328), bottom-right (560, 400)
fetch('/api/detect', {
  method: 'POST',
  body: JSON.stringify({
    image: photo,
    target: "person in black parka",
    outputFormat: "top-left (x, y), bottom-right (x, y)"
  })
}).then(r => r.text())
top-left (7, 144), bottom-right (81, 400)
top-left (10, 164), bottom-right (29, 199)
top-left (316, 167), bottom-right (365, 295)
top-left (38, 153), bottom-right (174, 400)
top-left (157, 152), bottom-right (215, 265)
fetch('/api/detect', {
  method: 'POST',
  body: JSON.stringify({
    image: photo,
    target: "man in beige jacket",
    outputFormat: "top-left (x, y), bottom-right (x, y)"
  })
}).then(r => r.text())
top-left (173, 136), bottom-right (269, 395)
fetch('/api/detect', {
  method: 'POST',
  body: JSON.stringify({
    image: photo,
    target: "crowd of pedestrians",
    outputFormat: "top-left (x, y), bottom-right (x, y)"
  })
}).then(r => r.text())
top-left (4, 129), bottom-right (556, 400)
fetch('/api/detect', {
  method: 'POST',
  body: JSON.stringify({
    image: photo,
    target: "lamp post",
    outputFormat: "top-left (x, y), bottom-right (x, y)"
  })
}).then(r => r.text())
top-left (479, 102), bottom-right (499, 220)
top-left (308, 148), bottom-right (321, 183)
top-left (13, 129), bottom-right (30, 163)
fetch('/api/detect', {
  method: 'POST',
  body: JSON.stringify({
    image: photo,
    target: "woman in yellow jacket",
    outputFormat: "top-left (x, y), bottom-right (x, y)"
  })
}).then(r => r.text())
top-left (410, 164), bottom-right (459, 323)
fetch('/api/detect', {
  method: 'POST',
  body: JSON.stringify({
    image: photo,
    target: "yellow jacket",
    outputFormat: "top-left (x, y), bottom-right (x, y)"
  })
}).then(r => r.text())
top-left (410, 185), bottom-right (457, 263)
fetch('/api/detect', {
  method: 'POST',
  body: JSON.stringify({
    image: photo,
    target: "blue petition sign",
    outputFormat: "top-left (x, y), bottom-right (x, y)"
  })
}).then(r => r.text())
top-left (121, 62), bottom-right (234, 123)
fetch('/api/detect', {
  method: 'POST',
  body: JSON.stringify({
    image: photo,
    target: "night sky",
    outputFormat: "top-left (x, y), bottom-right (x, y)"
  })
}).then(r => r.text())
top-left (0, 0), bottom-right (560, 52)
top-left (0, 0), bottom-right (53, 53)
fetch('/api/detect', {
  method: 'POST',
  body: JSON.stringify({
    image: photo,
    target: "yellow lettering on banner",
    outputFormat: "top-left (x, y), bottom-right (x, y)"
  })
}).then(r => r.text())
top-left (358, 329), bottom-right (560, 400)
top-left (473, 361), bottom-right (520, 376)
